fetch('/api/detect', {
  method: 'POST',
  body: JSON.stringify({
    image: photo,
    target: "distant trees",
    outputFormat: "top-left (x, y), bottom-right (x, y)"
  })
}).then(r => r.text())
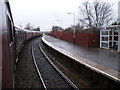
top-left (64, 24), bottom-right (83, 32)
top-left (52, 26), bottom-right (64, 31)
top-left (24, 23), bottom-right (40, 31)
top-left (32, 26), bottom-right (40, 31)
top-left (24, 23), bottom-right (34, 30)
top-left (74, 23), bottom-right (84, 32)
top-left (78, 0), bottom-right (113, 29)
top-left (64, 27), bottom-right (73, 32)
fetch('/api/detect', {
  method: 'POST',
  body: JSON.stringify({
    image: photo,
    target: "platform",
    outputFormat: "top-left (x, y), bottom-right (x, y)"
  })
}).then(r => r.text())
top-left (42, 35), bottom-right (120, 83)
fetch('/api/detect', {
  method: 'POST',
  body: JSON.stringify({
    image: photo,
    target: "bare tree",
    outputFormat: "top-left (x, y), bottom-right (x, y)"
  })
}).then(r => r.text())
top-left (24, 23), bottom-right (34, 30)
top-left (32, 26), bottom-right (40, 31)
top-left (79, 0), bottom-right (113, 29)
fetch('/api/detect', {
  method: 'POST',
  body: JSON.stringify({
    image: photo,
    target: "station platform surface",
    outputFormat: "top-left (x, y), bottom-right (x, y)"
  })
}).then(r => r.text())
top-left (42, 35), bottom-right (120, 82)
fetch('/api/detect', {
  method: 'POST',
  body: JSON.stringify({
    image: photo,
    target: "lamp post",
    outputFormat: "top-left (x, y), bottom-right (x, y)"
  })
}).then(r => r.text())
top-left (67, 12), bottom-right (75, 44)
top-left (56, 20), bottom-right (62, 29)
top-left (56, 20), bottom-right (62, 40)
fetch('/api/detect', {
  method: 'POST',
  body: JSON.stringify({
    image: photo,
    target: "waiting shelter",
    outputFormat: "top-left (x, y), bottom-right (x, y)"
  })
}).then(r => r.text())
top-left (100, 25), bottom-right (120, 52)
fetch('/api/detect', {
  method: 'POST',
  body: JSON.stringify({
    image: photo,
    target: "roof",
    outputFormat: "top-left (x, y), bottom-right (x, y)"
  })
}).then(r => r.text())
top-left (100, 25), bottom-right (120, 30)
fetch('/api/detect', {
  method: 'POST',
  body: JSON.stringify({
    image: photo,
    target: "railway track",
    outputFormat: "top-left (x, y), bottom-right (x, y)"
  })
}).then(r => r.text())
top-left (32, 40), bottom-right (79, 89)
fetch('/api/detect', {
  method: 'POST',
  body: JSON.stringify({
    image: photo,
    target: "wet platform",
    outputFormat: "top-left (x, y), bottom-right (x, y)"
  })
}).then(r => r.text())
top-left (42, 35), bottom-right (120, 83)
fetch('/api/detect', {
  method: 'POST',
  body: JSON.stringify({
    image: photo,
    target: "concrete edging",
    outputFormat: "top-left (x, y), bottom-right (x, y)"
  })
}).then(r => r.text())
top-left (42, 35), bottom-right (120, 83)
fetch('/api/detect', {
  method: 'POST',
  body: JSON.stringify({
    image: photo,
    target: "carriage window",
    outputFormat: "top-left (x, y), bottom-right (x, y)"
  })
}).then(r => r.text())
top-left (7, 15), bottom-right (13, 43)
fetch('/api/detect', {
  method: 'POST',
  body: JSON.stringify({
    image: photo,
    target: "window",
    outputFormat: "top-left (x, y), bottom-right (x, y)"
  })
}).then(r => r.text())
top-left (102, 31), bottom-right (108, 35)
top-left (101, 42), bottom-right (108, 48)
top-left (102, 37), bottom-right (108, 41)
top-left (7, 15), bottom-right (13, 44)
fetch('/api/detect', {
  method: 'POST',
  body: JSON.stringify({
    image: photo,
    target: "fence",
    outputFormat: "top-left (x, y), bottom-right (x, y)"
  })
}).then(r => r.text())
top-left (49, 30), bottom-right (99, 47)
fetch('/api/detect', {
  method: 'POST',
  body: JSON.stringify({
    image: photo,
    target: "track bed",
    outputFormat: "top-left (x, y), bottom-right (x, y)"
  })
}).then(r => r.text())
top-left (32, 40), bottom-right (78, 89)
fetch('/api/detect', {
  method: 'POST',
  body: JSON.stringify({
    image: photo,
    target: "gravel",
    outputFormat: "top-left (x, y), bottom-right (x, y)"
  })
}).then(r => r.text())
top-left (40, 39), bottom-right (85, 88)
top-left (32, 39), bottom-right (73, 89)
top-left (15, 37), bottom-right (43, 88)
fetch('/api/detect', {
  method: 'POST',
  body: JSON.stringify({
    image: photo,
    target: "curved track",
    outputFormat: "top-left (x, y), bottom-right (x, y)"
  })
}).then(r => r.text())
top-left (32, 39), bottom-right (79, 89)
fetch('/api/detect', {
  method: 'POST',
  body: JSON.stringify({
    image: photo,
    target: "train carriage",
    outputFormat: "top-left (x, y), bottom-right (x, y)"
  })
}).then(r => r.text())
top-left (0, 1), bottom-right (15, 88)
top-left (0, 1), bottom-right (42, 88)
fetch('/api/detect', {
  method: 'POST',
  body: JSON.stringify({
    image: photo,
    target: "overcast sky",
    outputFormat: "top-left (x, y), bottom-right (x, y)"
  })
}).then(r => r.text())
top-left (9, 0), bottom-right (120, 31)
